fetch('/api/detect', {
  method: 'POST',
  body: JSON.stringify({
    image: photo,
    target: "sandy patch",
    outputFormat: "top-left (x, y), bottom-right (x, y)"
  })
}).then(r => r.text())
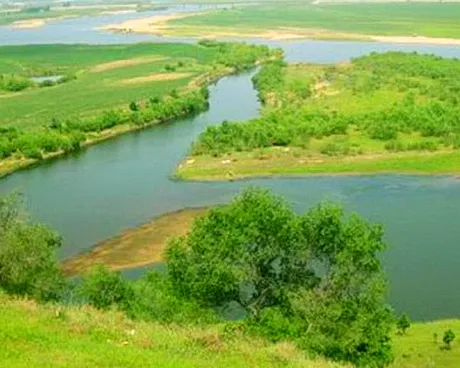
top-left (100, 10), bottom-right (137, 16)
top-left (89, 56), bottom-right (167, 73)
top-left (0, 93), bottom-right (21, 99)
top-left (98, 12), bottom-right (209, 34)
top-left (119, 72), bottom-right (192, 85)
top-left (61, 208), bottom-right (207, 276)
top-left (50, 4), bottom-right (138, 11)
top-left (11, 19), bottom-right (47, 29)
top-left (371, 35), bottom-right (460, 46)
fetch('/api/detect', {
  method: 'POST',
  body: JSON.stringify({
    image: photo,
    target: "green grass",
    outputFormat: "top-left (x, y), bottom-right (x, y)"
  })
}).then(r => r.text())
top-left (178, 52), bottom-right (460, 180)
top-left (1, 292), bottom-right (460, 367)
top-left (177, 150), bottom-right (460, 181)
top-left (168, 3), bottom-right (460, 39)
top-left (0, 293), bottom-right (341, 368)
top-left (0, 43), bottom-right (218, 128)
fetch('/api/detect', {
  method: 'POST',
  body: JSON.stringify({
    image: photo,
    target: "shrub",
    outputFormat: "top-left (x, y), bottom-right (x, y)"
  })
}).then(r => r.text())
top-left (77, 266), bottom-right (132, 310)
top-left (396, 313), bottom-right (411, 335)
top-left (0, 193), bottom-right (66, 302)
top-left (123, 271), bottom-right (218, 324)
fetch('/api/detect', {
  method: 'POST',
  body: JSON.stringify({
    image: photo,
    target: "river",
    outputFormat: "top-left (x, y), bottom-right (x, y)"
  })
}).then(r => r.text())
top-left (1, 11), bottom-right (460, 321)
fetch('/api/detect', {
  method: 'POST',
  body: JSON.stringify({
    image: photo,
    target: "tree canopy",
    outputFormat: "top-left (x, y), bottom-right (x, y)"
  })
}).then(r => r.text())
top-left (0, 193), bottom-right (65, 301)
top-left (166, 187), bottom-right (394, 367)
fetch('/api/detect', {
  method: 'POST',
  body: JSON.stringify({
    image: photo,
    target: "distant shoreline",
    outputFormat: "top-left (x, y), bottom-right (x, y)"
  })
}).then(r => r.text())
top-left (101, 11), bottom-right (460, 46)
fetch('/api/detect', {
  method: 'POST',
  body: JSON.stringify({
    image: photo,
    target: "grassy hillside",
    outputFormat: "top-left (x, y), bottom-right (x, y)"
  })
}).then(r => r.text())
top-left (163, 3), bottom-right (460, 40)
top-left (177, 53), bottom-right (460, 180)
top-left (1, 292), bottom-right (460, 367)
top-left (0, 292), bottom-right (342, 368)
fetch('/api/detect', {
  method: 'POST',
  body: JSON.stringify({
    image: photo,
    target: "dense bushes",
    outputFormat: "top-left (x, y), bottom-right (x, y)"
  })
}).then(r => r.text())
top-left (0, 87), bottom-right (209, 160)
top-left (0, 193), bottom-right (66, 302)
top-left (191, 52), bottom-right (460, 157)
top-left (252, 60), bottom-right (286, 103)
top-left (0, 74), bottom-right (32, 92)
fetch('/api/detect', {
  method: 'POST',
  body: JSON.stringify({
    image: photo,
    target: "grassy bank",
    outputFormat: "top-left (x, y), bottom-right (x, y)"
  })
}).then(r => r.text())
top-left (178, 53), bottom-right (460, 180)
top-left (161, 3), bottom-right (460, 41)
top-left (1, 292), bottom-right (459, 367)
top-left (0, 41), bottom-right (274, 177)
top-left (0, 292), bottom-right (338, 368)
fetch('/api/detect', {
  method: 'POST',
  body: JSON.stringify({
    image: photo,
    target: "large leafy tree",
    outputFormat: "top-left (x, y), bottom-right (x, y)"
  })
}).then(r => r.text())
top-left (166, 187), bottom-right (317, 317)
top-left (0, 193), bottom-right (66, 301)
top-left (166, 187), bottom-right (393, 367)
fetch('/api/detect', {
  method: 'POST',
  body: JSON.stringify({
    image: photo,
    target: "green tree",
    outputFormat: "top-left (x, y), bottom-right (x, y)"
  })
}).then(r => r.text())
top-left (396, 313), bottom-right (411, 335)
top-left (0, 193), bottom-right (66, 301)
top-left (443, 329), bottom-right (455, 350)
top-left (166, 188), bottom-right (393, 367)
top-left (166, 188), bottom-right (316, 318)
top-left (78, 265), bottom-right (132, 310)
top-left (294, 203), bottom-right (393, 367)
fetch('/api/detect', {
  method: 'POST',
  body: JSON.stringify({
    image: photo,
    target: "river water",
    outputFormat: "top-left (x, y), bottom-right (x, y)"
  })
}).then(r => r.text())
top-left (1, 11), bottom-right (460, 320)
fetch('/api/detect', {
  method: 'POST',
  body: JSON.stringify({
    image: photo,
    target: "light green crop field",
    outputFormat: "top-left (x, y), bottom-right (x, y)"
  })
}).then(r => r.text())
top-left (0, 43), bottom-right (219, 128)
top-left (166, 3), bottom-right (460, 39)
top-left (1, 292), bottom-right (460, 367)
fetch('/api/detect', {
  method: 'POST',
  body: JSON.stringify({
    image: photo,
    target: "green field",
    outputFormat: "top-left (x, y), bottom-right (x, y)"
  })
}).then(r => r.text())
top-left (164, 3), bottom-right (460, 39)
top-left (0, 292), bottom-right (341, 368)
top-left (177, 52), bottom-right (460, 180)
top-left (0, 43), bottom-right (217, 127)
top-left (0, 41), bottom-right (272, 176)
top-left (1, 292), bottom-right (460, 367)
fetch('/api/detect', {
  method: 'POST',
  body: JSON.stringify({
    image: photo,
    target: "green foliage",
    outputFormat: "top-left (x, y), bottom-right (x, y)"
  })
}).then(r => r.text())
top-left (77, 266), bottom-right (132, 310)
top-left (0, 193), bottom-right (66, 302)
top-left (123, 271), bottom-right (218, 324)
top-left (252, 60), bottom-right (286, 103)
top-left (191, 52), bottom-right (460, 160)
top-left (443, 329), bottom-right (455, 350)
top-left (129, 101), bottom-right (139, 112)
top-left (0, 42), bottom-right (274, 166)
top-left (166, 187), bottom-right (393, 367)
top-left (0, 74), bottom-right (32, 92)
top-left (396, 314), bottom-right (411, 335)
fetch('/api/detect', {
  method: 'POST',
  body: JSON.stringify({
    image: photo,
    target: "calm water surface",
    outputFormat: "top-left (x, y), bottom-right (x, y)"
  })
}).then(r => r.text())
top-left (1, 18), bottom-right (460, 320)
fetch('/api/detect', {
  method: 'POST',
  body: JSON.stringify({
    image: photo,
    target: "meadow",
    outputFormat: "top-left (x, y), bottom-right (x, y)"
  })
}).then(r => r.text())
top-left (177, 52), bottom-right (460, 180)
top-left (0, 41), bottom-right (272, 176)
top-left (1, 292), bottom-right (459, 368)
top-left (0, 292), bottom-right (338, 368)
top-left (164, 3), bottom-right (460, 40)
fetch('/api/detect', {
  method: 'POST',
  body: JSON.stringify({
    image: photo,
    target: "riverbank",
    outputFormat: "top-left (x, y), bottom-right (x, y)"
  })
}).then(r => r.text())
top-left (175, 150), bottom-right (460, 182)
top-left (0, 42), bottom-right (274, 179)
top-left (62, 207), bottom-right (207, 276)
top-left (180, 54), bottom-right (460, 181)
top-left (100, 3), bottom-right (460, 46)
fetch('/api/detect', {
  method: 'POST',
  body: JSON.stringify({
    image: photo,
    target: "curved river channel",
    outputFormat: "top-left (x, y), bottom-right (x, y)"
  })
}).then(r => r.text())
top-left (2, 13), bottom-right (460, 320)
